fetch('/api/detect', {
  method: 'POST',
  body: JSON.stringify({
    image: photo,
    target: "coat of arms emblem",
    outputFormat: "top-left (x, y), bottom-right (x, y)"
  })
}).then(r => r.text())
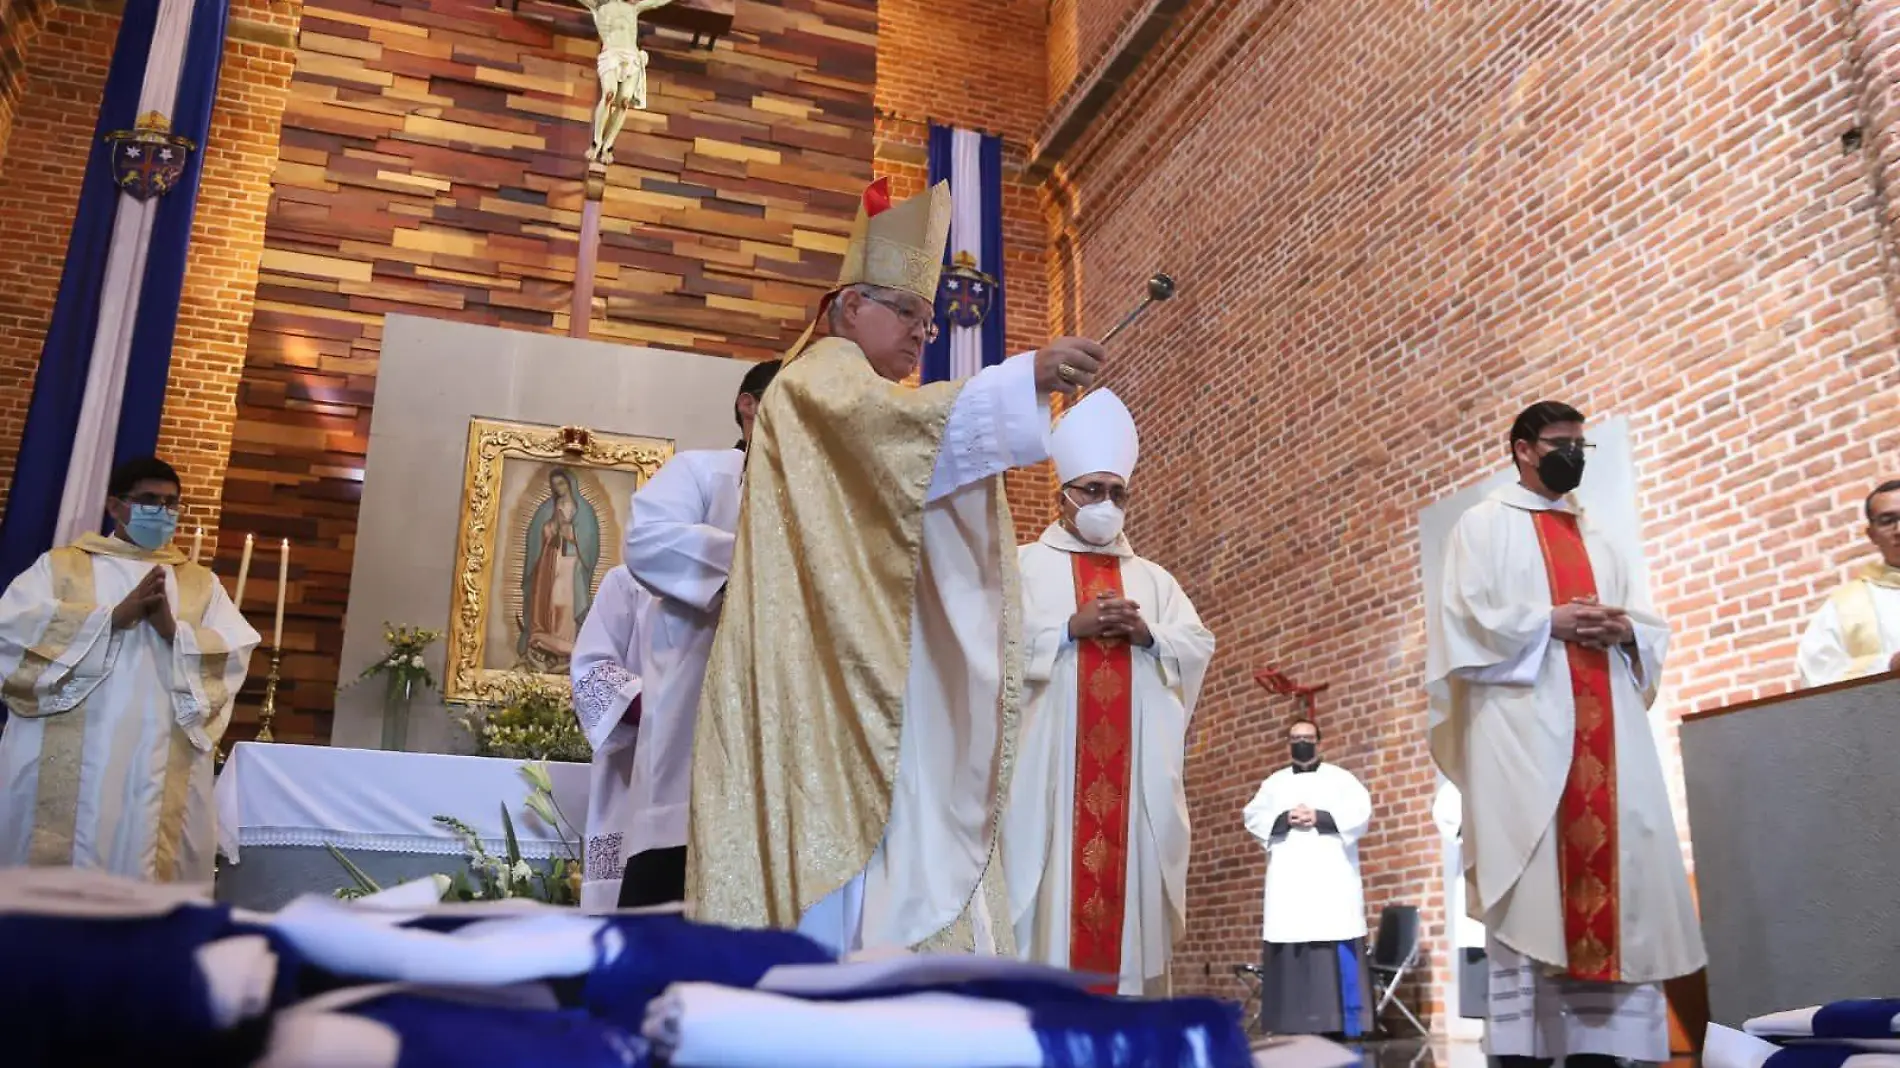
top-left (936, 250), bottom-right (999, 331)
top-left (104, 111), bottom-right (196, 202)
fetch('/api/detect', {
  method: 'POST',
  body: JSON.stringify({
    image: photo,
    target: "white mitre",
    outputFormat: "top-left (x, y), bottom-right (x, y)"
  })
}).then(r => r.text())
top-left (1050, 388), bottom-right (1139, 484)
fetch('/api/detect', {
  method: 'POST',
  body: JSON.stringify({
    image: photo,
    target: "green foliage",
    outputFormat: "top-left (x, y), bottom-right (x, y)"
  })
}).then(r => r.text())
top-left (457, 673), bottom-right (591, 763)
top-left (326, 762), bottom-right (583, 906)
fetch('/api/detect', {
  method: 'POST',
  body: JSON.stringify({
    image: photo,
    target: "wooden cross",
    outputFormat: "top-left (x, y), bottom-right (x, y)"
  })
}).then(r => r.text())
top-left (497, 0), bottom-right (734, 49)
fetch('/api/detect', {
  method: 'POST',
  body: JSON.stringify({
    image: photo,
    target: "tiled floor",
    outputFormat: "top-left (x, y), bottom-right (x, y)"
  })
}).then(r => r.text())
top-left (1265, 1038), bottom-right (1700, 1068)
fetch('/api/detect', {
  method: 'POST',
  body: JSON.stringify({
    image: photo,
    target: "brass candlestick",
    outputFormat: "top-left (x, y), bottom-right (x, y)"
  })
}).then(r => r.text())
top-left (255, 647), bottom-right (283, 743)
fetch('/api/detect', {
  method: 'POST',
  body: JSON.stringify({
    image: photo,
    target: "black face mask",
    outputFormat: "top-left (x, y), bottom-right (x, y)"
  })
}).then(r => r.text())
top-left (1290, 740), bottom-right (1318, 764)
top-left (1537, 445), bottom-right (1586, 495)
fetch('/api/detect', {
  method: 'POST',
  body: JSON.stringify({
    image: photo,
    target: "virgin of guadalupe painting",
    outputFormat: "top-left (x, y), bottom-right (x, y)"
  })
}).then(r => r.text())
top-left (445, 419), bottom-right (671, 704)
top-left (515, 466), bottom-right (602, 671)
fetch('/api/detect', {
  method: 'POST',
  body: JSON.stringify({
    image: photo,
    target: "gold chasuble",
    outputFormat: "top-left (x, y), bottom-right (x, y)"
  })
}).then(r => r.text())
top-left (688, 338), bottom-right (986, 938)
top-left (0, 532), bottom-right (248, 882)
top-left (1834, 562), bottom-right (1900, 663)
top-left (688, 178), bottom-right (1024, 950)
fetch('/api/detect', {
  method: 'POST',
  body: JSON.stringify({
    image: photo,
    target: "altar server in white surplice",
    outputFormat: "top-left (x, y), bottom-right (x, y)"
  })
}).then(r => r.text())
top-left (569, 564), bottom-right (652, 909)
top-left (1427, 402), bottom-right (1704, 1068)
top-left (615, 358), bottom-right (779, 907)
top-left (1243, 718), bottom-right (1373, 1037)
top-left (0, 458), bottom-right (257, 883)
top-left (1003, 389), bottom-right (1214, 996)
top-left (1796, 479), bottom-right (1900, 687)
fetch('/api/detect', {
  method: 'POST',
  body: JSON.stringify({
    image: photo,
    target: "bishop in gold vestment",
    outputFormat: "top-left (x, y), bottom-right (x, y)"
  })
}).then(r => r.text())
top-left (687, 179), bottom-right (1105, 954)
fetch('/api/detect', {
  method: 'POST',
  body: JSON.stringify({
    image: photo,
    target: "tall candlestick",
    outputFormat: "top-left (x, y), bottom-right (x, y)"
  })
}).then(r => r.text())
top-left (273, 539), bottom-right (288, 649)
top-left (190, 527), bottom-right (204, 564)
top-left (234, 534), bottom-right (254, 607)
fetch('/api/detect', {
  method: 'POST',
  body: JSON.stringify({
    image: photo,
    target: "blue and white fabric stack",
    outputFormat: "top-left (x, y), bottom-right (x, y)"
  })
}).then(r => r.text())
top-left (1706, 1000), bottom-right (1900, 1068)
top-left (0, 868), bottom-right (1261, 1068)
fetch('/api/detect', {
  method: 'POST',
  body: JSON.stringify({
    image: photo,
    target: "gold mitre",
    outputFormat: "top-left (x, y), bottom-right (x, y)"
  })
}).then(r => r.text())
top-left (785, 177), bottom-right (953, 362)
top-left (838, 177), bottom-right (953, 304)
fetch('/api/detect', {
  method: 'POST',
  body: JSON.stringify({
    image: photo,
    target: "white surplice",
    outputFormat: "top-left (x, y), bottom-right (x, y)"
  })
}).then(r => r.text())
top-left (798, 350), bottom-right (1051, 956)
top-left (1000, 524), bottom-right (1213, 993)
top-left (0, 545), bottom-right (257, 883)
top-left (1241, 763), bottom-right (1370, 945)
top-left (568, 565), bottom-right (650, 909)
top-left (1425, 483), bottom-right (1704, 1060)
top-left (621, 447), bottom-right (742, 864)
top-left (1431, 781), bottom-right (1485, 950)
top-left (1795, 575), bottom-right (1900, 687)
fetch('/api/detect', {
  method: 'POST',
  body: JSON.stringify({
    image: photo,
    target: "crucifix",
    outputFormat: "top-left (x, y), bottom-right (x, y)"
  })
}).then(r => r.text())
top-left (499, 0), bottom-right (733, 337)
top-left (580, 0), bottom-right (675, 165)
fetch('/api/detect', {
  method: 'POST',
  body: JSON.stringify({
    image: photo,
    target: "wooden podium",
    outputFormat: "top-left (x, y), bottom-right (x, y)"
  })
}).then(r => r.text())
top-left (1680, 671), bottom-right (1900, 1027)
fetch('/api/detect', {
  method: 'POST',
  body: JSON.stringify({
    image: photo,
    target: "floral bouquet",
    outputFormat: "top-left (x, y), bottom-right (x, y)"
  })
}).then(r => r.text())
top-left (357, 623), bottom-right (443, 752)
top-left (359, 623), bottom-right (444, 690)
top-left (455, 671), bottom-right (592, 764)
top-left (330, 762), bottom-right (582, 905)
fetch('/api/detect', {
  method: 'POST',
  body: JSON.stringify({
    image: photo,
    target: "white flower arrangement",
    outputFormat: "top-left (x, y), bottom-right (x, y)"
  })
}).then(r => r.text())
top-left (328, 761), bottom-right (582, 905)
top-left (357, 623), bottom-right (444, 691)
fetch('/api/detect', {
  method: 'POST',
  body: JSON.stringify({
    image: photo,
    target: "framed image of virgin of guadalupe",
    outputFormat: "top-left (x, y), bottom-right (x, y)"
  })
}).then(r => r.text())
top-left (443, 419), bottom-right (672, 704)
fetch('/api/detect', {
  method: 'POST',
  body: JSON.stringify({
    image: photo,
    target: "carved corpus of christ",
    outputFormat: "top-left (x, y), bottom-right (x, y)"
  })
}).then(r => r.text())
top-left (579, 0), bottom-right (675, 165)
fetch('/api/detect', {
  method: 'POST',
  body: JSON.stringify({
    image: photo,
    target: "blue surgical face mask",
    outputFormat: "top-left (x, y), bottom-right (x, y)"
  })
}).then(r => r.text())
top-left (124, 504), bottom-right (178, 550)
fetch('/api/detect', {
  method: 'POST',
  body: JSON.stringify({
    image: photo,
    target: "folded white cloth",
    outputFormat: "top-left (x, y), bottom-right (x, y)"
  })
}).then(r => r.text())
top-left (1748, 1003), bottom-right (1900, 1053)
top-left (643, 982), bottom-right (1045, 1068)
top-left (194, 934), bottom-right (280, 1029)
top-left (759, 952), bottom-right (1104, 997)
top-left (351, 876), bottom-right (451, 911)
top-left (0, 865), bottom-right (213, 918)
top-left (1708, 1024), bottom-right (1900, 1068)
top-left (1750, 1005), bottom-right (1900, 1038)
top-left (269, 894), bottom-right (607, 986)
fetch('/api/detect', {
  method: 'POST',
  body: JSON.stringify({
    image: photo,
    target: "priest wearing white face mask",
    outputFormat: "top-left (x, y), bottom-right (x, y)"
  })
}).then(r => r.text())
top-left (1002, 389), bottom-right (1215, 996)
top-left (0, 457), bottom-right (257, 882)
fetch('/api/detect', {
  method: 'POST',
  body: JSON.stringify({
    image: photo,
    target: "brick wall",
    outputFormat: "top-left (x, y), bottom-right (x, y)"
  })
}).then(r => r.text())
top-left (1042, 0), bottom-right (1900, 1022)
top-left (877, 0), bottom-right (1057, 539)
top-left (156, 0), bottom-right (304, 559)
top-left (0, 3), bottom-right (119, 515)
top-left (1046, 0), bottom-right (1144, 108)
top-left (0, 0), bottom-right (52, 153)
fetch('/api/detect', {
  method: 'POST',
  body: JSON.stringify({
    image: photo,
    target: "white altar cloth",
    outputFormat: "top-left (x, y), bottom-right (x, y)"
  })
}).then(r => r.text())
top-left (215, 743), bottom-right (588, 863)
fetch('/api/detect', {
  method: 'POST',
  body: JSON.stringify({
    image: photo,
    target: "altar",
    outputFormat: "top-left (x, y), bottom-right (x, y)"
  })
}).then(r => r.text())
top-left (213, 742), bottom-right (589, 910)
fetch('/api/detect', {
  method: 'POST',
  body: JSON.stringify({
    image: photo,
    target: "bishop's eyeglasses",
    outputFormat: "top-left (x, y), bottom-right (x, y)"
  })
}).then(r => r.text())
top-left (863, 292), bottom-right (941, 343)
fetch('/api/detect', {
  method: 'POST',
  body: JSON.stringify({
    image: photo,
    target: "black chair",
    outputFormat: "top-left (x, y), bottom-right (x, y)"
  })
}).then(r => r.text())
top-left (1368, 904), bottom-right (1425, 1036)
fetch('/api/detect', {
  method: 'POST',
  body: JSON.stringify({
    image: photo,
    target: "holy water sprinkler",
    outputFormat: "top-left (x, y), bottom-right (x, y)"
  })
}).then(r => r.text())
top-left (1098, 272), bottom-right (1177, 346)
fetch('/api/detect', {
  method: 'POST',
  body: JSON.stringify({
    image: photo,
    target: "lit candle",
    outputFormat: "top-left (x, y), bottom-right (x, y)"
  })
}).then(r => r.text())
top-left (233, 534), bottom-right (253, 607)
top-left (273, 539), bottom-right (289, 649)
top-left (190, 527), bottom-right (204, 564)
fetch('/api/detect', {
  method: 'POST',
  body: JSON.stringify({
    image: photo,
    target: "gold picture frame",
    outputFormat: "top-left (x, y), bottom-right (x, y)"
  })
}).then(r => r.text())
top-left (444, 419), bottom-right (673, 704)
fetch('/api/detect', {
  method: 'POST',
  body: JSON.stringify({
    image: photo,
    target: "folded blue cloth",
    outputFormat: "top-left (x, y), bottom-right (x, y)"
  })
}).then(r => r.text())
top-left (1748, 1000), bottom-right (1900, 1043)
top-left (350, 994), bottom-right (650, 1068)
top-left (1812, 1002), bottom-right (1900, 1041)
top-left (582, 913), bottom-right (834, 1026)
top-left (788, 977), bottom-right (1252, 1068)
top-left (1764, 1047), bottom-right (1897, 1068)
top-left (0, 902), bottom-right (301, 1068)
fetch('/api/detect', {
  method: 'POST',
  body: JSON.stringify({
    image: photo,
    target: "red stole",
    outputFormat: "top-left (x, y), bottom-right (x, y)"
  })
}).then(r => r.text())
top-left (1068, 552), bottom-right (1133, 992)
top-left (1530, 509), bottom-right (1621, 983)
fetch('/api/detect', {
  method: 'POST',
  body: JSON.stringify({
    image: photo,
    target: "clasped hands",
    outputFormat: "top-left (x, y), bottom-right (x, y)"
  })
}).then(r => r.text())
top-left (1551, 595), bottom-right (1633, 650)
top-left (1286, 804), bottom-right (1318, 829)
top-left (110, 568), bottom-right (176, 642)
top-left (1068, 589), bottom-right (1152, 647)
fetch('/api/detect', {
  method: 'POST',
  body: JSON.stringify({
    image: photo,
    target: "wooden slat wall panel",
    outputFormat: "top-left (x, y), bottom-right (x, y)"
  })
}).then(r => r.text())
top-left (216, 0), bottom-right (875, 744)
